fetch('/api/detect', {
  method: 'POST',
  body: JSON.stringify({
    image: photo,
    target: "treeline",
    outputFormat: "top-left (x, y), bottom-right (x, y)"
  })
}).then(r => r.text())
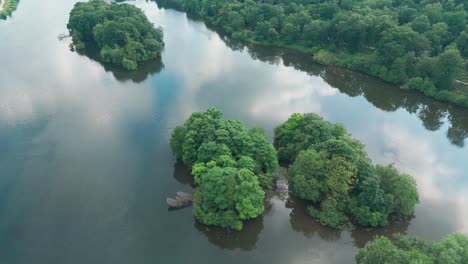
top-left (0, 0), bottom-right (19, 19)
top-left (68, 0), bottom-right (164, 70)
top-left (156, 0), bottom-right (468, 107)
top-left (170, 109), bottom-right (418, 230)
top-left (357, 232), bottom-right (468, 263)
top-left (275, 113), bottom-right (418, 229)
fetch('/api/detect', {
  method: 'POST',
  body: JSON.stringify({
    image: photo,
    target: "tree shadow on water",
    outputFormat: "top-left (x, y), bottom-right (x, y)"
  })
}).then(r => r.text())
top-left (172, 160), bottom-right (195, 187)
top-left (350, 217), bottom-right (411, 248)
top-left (286, 196), bottom-right (342, 241)
top-left (75, 45), bottom-right (164, 83)
top-left (194, 214), bottom-right (265, 251)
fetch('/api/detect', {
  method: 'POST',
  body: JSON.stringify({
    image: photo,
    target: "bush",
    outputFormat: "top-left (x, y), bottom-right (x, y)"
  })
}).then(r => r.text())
top-left (313, 50), bottom-right (338, 65)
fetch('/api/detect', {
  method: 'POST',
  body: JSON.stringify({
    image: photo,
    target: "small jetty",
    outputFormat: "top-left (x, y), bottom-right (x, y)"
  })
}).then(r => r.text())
top-left (166, 191), bottom-right (193, 208)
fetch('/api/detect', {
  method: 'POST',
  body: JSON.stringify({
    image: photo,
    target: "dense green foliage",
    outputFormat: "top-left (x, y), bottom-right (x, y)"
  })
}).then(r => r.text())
top-left (68, 0), bottom-right (164, 70)
top-left (356, 233), bottom-right (468, 264)
top-left (0, 0), bottom-right (19, 19)
top-left (170, 108), bottom-right (278, 230)
top-left (275, 113), bottom-right (419, 229)
top-left (156, 0), bottom-right (468, 107)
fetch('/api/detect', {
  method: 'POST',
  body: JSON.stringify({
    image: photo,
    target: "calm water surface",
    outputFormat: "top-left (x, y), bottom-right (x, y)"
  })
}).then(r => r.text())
top-left (0, 1), bottom-right (467, 263)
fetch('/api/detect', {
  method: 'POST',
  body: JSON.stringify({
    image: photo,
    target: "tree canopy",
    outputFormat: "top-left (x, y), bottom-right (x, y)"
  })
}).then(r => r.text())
top-left (67, 0), bottom-right (164, 70)
top-left (170, 108), bottom-right (278, 230)
top-left (275, 113), bottom-right (419, 229)
top-left (0, 0), bottom-right (20, 19)
top-left (356, 233), bottom-right (468, 264)
top-left (157, 0), bottom-right (468, 108)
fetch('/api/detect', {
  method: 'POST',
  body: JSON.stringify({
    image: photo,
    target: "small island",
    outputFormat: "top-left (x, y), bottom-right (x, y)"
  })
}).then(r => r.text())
top-left (67, 0), bottom-right (164, 70)
top-left (170, 109), bottom-right (419, 231)
top-left (0, 0), bottom-right (19, 19)
top-left (275, 113), bottom-right (419, 229)
top-left (170, 108), bottom-right (278, 230)
top-left (357, 232), bottom-right (468, 263)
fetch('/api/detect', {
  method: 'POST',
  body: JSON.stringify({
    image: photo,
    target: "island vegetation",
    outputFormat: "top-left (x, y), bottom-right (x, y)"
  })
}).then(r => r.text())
top-left (357, 232), bottom-right (468, 263)
top-left (275, 113), bottom-right (419, 229)
top-left (171, 109), bottom-right (419, 231)
top-left (156, 0), bottom-right (468, 108)
top-left (0, 0), bottom-right (19, 19)
top-left (170, 108), bottom-right (278, 230)
top-left (67, 0), bottom-right (164, 70)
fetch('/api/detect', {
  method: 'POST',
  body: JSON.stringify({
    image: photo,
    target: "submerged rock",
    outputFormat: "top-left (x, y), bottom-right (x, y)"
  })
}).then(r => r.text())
top-left (167, 192), bottom-right (193, 208)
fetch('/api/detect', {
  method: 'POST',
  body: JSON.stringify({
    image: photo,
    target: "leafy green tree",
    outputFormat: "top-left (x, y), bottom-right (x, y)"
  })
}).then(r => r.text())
top-left (356, 236), bottom-right (402, 264)
top-left (274, 113), bottom-right (343, 162)
top-left (303, 20), bottom-right (328, 45)
top-left (281, 22), bottom-right (300, 43)
top-left (192, 163), bottom-right (265, 230)
top-left (289, 148), bottom-right (325, 202)
top-left (376, 165), bottom-right (419, 218)
top-left (411, 15), bottom-right (431, 33)
top-left (456, 28), bottom-right (468, 57)
top-left (357, 233), bottom-right (468, 264)
top-left (435, 233), bottom-right (468, 264)
top-left (433, 47), bottom-right (464, 90)
top-left (307, 198), bottom-right (349, 229)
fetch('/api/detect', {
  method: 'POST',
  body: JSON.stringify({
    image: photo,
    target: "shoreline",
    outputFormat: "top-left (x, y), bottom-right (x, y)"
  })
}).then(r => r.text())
top-left (155, 2), bottom-right (468, 109)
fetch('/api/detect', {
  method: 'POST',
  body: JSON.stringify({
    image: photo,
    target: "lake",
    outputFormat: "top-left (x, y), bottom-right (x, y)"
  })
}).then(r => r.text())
top-left (0, 0), bottom-right (467, 263)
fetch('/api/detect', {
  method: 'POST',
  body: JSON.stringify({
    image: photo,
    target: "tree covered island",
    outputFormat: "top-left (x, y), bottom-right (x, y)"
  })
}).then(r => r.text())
top-left (0, 0), bottom-right (20, 19)
top-left (170, 109), bottom-right (419, 231)
top-left (170, 108), bottom-right (278, 230)
top-left (156, 0), bottom-right (468, 108)
top-left (68, 0), bottom-right (164, 70)
top-left (275, 113), bottom-right (419, 229)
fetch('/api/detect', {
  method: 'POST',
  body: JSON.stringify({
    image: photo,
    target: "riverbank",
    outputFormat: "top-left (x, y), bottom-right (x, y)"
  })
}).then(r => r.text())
top-left (155, 0), bottom-right (468, 109)
top-left (0, 0), bottom-right (19, 19)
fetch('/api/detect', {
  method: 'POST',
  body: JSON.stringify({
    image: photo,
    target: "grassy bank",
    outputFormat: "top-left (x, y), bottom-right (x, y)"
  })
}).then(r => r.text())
top-left (0, 0), bottom-right (19, 19)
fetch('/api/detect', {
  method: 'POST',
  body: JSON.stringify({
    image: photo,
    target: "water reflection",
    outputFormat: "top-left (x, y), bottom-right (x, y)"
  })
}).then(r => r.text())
top-left (1, 1), bottom-right (467, 262)
top-left (220, 39), bottom-right (468, 147)
top-left (378, 122), bottom-right (467, 235)
top-left (285, 180), bottom-right (410, 247)
top-left (350, 220), bottom-right (411, 248)
top-left (172, 161), bottom-right (194, 186)
top-left (172, 160), bottom-right (264, 251)
top-left (74, 44), bottom-right (164, 83)
top-left (287, 197), bottom-right (342, 242)
top-left (194, 217), bottom-right (264, 251)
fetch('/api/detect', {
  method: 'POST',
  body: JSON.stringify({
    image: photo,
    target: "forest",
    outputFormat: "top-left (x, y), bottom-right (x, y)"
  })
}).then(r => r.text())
top-left (170, 109), bottom-right (418, 230)
top-left (357, 232), bottom-right (468, 263)
top-left (156, 0), bottom-right (468, 108)
top-left (67, 0), bottom-right (164, 70)
top-left (0, 0), bottom-right (19, 19)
